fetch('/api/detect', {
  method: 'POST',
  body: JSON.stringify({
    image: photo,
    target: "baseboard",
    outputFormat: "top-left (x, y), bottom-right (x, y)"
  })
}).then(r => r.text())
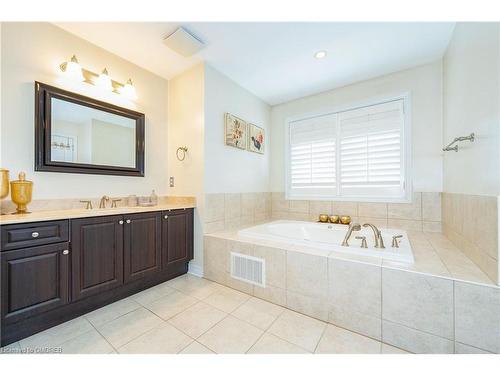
top-left (188, 262), bottom-right (204, 277)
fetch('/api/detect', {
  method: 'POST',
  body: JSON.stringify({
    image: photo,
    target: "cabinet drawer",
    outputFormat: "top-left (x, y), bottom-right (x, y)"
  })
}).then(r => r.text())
top-left (1, 220), bottom-right (69, 251)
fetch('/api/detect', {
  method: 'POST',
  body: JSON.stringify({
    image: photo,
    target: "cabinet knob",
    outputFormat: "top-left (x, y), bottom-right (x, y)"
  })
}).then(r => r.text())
top-left (31, 232), bottom-right (39, 238)
top-left (62, 250), bottom-right (69, 255)
top-left (164, 215), bottom-right (168, 219)
top-left (119, 220), bottom-right (124, 225)
top-left (126, 219), bottom-right (131, 224)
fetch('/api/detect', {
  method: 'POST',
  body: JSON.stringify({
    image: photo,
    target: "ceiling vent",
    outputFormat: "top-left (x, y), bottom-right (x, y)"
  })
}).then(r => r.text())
top-left (163, 27), bottom-right (205, 57)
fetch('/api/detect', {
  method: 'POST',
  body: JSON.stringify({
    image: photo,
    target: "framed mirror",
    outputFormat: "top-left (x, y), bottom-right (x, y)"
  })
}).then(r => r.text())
top-left (35, 82), bottom-right (145, 176)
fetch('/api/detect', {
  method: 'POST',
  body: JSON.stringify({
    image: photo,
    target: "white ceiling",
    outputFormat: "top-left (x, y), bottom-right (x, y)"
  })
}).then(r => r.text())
top-left (55, 22), bottom-right (455, 105)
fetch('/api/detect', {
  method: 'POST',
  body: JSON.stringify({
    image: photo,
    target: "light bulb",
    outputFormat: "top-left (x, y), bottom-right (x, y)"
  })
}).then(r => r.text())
top-left (95, 68), bottom-right (113, 91)
top-left (120, 78), bottom-right (138, 100)
top-left (62, 55), bottom-right (85, 82)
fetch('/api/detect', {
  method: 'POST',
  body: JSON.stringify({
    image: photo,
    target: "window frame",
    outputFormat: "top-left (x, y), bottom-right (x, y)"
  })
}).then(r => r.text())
top-left (284, 92), bottom-right (412, 203)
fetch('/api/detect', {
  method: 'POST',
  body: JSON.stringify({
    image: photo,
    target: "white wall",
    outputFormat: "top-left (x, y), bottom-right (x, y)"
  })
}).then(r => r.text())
top-left (1, 22), bottom-right (169, 199)
top-left (269, 61), bottom-right (444, 194)
top-left (167, 64), bottom-right (205, 273)
top-left (204, 64), bottom-right (271, 193)
top-left (443, 23), bottom-right (500, 196)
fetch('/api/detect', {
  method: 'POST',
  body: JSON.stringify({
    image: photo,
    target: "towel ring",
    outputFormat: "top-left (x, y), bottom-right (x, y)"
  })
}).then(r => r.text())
top-left (176, 146), bottom-right (188, 161)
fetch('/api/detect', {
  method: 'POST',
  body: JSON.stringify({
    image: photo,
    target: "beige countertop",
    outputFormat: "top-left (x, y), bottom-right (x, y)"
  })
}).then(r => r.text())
top-left (0, 203), bottom-right (196, 225)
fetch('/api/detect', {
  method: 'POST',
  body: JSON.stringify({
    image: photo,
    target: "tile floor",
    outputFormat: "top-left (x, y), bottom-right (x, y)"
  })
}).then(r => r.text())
top-left (1, 274), bottom-right (409, 354)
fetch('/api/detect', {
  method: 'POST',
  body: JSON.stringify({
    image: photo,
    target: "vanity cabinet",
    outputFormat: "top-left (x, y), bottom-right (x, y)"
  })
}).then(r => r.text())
top-left (71, 216), bottom-right (124, 301)
top-left (1, 242), bottom-right (70, 325)
top-left (0, 208), bottom-right (194, 346)
top-left (124, 212), bottom-right (162, 282)
top-left (162, 209), bottom-right (194, 270)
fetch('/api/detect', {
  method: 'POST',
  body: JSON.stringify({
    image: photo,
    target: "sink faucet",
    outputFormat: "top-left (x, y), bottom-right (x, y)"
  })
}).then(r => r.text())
top-left (341, 222), bottom-right (361, 247)
top-left (99, 195), bottom-right (110, 209)
top-left (362, 223), bottom-right (385, 248)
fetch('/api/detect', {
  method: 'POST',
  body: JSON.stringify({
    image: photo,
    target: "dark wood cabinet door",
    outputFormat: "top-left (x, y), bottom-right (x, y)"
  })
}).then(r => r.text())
top-left (1, 243), bottom-right (70, 324)
top-left (162, 209), bottom-right (193, 270)
top-left (71, 216), bottom-right (124, 301)
top-left (123, 212), bottom-right (162, 283)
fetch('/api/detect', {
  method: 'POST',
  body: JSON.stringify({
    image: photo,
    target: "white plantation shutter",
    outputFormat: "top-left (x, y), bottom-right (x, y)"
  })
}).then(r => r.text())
top-left (339, 100), bottom-right (405, 198)
top-left (288, 114), bottom-right (337, 197)
top-left (286, 97), bottom-right (408, 202)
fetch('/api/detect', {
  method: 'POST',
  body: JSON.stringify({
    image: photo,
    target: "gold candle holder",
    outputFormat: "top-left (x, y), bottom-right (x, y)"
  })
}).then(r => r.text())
top-left (10, 172), bottom-right (33, 214)
top-left (328, 215), bottom-right (340, 224)
top-left (318, 214), bottom-right (329, 223)
top-left (340, 215), bottom-right (351, 225)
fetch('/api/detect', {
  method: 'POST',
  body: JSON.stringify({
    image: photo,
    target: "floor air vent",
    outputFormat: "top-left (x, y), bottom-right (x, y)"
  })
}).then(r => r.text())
top-left (230, 252), bottom-right (265, 287)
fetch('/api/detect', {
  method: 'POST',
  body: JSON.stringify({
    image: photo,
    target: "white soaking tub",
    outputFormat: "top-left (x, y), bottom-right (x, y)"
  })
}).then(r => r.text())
top-left (238, 220), bottom-right (415, 263)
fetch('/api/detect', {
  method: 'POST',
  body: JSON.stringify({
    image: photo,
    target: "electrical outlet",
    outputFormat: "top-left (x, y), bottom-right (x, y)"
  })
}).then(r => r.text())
top-left (169, 176), bottom-right (175, 187)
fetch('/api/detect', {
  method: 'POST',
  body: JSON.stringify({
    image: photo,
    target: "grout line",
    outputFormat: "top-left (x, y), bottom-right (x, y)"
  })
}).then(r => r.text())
top-left (84, 316), bottom-right (117, 353)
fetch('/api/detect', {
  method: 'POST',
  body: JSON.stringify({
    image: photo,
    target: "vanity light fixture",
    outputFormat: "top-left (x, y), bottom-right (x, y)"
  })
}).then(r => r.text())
top-left (120, 79), bottom-right (138, 100)
top-left (59, 55), bottom-right (138, 100)
top-left (314, 50), bottom-right (327, 59)
top-left (95, 68), bottom-right (113, 91)
top-left (59, 55), bottom-right (85, 82)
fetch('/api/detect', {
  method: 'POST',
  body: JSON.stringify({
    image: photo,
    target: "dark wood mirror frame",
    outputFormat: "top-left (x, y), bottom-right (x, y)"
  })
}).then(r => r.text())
top-left (34, 81), bottom-right (145, 177)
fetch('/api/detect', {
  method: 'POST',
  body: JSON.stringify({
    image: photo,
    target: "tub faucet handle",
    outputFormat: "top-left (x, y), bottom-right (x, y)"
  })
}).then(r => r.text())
top-left (391, 235), bottom-right (403, 248)
top-left (355, 236), bottom-right (368, 248)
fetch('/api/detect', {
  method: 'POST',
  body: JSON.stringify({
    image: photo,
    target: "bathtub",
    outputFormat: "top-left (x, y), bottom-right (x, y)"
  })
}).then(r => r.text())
top-left (238, 220), bottom-right (415, 263)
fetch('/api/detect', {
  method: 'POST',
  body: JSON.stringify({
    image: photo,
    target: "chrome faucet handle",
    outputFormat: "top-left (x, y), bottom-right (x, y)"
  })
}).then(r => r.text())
top-left (111, 199), bottom-right (122, 208)
top-left (391, 235), bottom-right (403, 248)
top-left (355, 236), bottom-right (368, 248)
top-left (80, 200), bottom-right (93, 210)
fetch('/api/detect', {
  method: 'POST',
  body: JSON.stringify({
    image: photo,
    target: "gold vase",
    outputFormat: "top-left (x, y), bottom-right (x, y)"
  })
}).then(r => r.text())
top-left (10, 172), bottom-right (33, 214)
top-left (340, 215), bottom-right (351, 225)
top-left (0, 168), bottom-right (9, 215)
top-left (329, 215), bottom-right (340, 224)
top-left (318, 214), bottom-right (329, 223)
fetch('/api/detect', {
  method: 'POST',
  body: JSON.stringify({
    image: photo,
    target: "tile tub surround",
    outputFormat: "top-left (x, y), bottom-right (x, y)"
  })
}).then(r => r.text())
top-left (270, 192), bottom-right (442, 233)
top-left (204, 193), bottom-right (272, 233)
top-left (0, 196), bottom-right (196, 225)
top-left (442, 192), bottom-right (499, 285)
top-left (203, 230), bottom-right (500, 353)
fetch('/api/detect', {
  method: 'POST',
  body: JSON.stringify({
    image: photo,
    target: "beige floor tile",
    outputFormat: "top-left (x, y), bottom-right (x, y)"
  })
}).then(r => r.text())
top-left (97, 307), bottom-right (163, 348)
top-left (232, 297), bottom-right (284, 330)
top-left (19, 317), bottom-right (94, 350)
top-left (315, 325), bottom-right (381, 354)
top-left (144, 291), bottom-right (198, 320)
top-left (118, 322), bottom-right (192, 354)
top-left (203, 285), bottom-right (250, 313)
top-left (85, 298), bottom-right (141, 327)
top-left (130, 281), bottom-right (176, 306)
top-left (247, 333), bottom-right (310, 354)
top-left (381, 343), bottom-right (410, 354)
top-left (179, 341), bottom-right (216, 354)
top-left (166, 274), bottom-right (221, 299)
top-left (267, 310), bottom-right (326, 352)
top-left (168, 301), bottom-right (227, 338)
top-left (59, 330), bottom-right (114, 354)
top-left (197, 316), bottom-right (263, 354)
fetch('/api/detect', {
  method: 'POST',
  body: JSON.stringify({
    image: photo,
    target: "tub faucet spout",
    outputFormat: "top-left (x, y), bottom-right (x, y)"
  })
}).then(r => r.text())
top-left (341, 222), bottom-right (361, 247)
top-left (363, 223), bottom-right (385, 249)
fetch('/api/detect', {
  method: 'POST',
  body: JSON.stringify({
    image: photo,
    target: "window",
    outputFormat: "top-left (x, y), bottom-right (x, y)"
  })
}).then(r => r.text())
top-left (286, 96), bottom-right (410, 202)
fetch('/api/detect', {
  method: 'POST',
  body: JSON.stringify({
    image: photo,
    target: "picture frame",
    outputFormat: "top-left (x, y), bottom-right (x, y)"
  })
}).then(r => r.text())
top-left (247, 123), bottom-right (265, 154)
top-left (224, 112), bottom-right (247, 150)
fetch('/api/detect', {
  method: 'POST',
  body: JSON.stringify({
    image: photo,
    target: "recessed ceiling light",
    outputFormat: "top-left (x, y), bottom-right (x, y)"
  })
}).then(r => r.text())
top-left (314, 50), bottom-right (327, 59)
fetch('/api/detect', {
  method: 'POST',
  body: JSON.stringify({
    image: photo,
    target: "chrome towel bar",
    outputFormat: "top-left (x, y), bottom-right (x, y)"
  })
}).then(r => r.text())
top-left (442, 133), bottom-right (475, 152)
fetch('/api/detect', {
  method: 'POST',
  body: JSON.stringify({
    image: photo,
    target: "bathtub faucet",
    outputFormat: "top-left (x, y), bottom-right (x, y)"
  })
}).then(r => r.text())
top-left (362, 223), bottom-right (385, 249)
top-left (341, 222), bottom-right (361, 247)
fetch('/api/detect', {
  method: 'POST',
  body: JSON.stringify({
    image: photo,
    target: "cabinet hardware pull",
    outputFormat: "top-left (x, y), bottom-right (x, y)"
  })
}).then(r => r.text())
top-left (119, 220), bottom-right (124, 225)
top-left (62, 250), bottom-right (69, 255)
top-left (31, 232), bottom-right (39, 238)
top-left (126, 219), bottom-right (131, 224)
top-left (164, 215), bottom-right (168, 219)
